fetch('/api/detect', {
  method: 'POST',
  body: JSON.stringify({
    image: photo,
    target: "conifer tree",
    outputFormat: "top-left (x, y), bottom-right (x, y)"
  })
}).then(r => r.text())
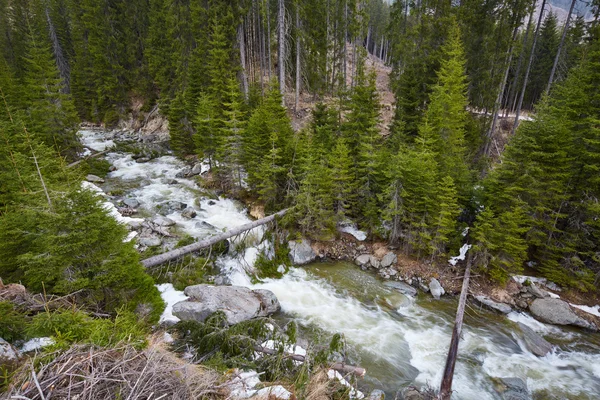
top-left (429, 176), bottom-right (461, 258)
top-left (329, 138), bottom-right (355, 220)
top-left (168, 90), bottom-right (195, 156)
top-left (194, 93), bottom-right (219, 168)
top-left (218, 77), bottom-right (247, 191)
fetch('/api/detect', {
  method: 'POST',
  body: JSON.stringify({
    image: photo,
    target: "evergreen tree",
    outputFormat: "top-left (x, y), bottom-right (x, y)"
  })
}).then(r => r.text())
top-left (218, 77), bottom-right (247, 191)
top-left (168, 90), bottom-right (195, 156)
top-left (194, 93), bottom-right (219, 167)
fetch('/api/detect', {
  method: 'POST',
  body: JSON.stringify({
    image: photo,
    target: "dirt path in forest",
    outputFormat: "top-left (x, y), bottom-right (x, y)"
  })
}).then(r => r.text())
top-left (287, 42), bottom-right (395, 136)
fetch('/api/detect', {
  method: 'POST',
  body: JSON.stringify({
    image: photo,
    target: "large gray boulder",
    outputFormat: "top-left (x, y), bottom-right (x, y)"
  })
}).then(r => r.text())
top-left (384, 281), bottom-right (417, 297)
top-left (517, 322), bottom-right (552, 357)
top-left (380, 252), bottom-right (397, 268)
top-left (369, 255), bottom-right (381, 269)
top-left (429, 279), bottom-right (445, 299)
top-left (152, 216), bottom-right (176, 227)
top-left (495, 377), bottom-right (531, 400)
top-left (173, 285), bottom-right (281, 325)
top-left (367, 389), bottom-right (385, 400)
top-left (529, 298), bottom-right (596, 330)
top-left (288, 239), bottom-right (317, 265)
top-left (527, 284), bottom-right (547, 299)
top-left (86, 174), bottom-right (105, 183)
top-left (123, 198), bottom-right (140, 208)
top-left (355, 254), bottom-right (371, 267)
top-left (181, 207), bottom-right (197, 219)
top-left (473, 295), bottom-right (512, 314)
top-left (0, 338), bottom-right (19, 366)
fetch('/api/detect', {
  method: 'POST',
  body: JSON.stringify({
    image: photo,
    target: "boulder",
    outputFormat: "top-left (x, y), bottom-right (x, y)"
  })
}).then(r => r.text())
top-left (156, 201), bottom-right (187, 215)
top-left (429, 279), bottom-right (445, 299)
top-left (191, 162), bottom-right (204, 175)
top-left (161, 178), bottom-right (179, 185)
top-left (135, 157), bottom-right (151, 163)
top-left (152, 216), bottom-right (176, 227)
top-left (367, 389), bottom-right (385, 400)
top-left (473, 295), bottom-right (512, 314)
top-left (175, 166), bottom-right (191, 178)
top-left (195, 221), bottom-right (217, 230)
top-left (173, 285), bottom-right (281, 325)
top-left (529, 298), bottom-right (596, 330)
top-left (384, 281), bottom-right (417, 297)
top-left (123, 198), bottom-right (140, 208)
top-left (288, 239), bottom-right (317, 265)
top-left (402, 387), bottom-right (424, 400)
top-left (527, 284), bottom-right (547, 299)
top-left (0, 338), bottom-right (19, 366)
top-left (517, 322), bottom-right (552, 357)
top-left (86, 174), bottom-right (105, 183)
top-left (495, 377), bottom-right (531, 400)
top-left (354, 254), bottom-right (371, 267)
top-left (138, 236), bottom-right (162, 247)
top-left (380, 252), bottom-right (397, 268)
top-left (369, 255), bottom-right (381, 269)
top-left (181, 207), bottom-right (197, 219)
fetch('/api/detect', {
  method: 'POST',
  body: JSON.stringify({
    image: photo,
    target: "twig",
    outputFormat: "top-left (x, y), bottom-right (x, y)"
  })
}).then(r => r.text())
top-left (31, 366), bottom-right (46, 400)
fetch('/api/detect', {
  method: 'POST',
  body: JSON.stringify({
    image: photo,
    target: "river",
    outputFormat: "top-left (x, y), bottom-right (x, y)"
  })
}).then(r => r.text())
top-left (80, 129), bottom-right (600, 400)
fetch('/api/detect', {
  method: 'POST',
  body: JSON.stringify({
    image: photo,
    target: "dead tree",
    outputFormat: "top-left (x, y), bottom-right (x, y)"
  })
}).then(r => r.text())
top-left (545, 0), bottom-right (577, 96)
top-left (438, 252), bottom-right (473, 400)
top-left (141, 209), bottom-right (289, 268)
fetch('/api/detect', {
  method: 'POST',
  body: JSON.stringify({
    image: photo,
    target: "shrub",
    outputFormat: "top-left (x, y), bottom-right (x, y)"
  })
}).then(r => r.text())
top-left (0, 301), bottom-right (28, 342)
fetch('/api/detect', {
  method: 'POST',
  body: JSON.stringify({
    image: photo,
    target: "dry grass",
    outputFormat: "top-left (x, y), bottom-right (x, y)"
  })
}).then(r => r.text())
top-left (5, 339), bottom-right (224, 400)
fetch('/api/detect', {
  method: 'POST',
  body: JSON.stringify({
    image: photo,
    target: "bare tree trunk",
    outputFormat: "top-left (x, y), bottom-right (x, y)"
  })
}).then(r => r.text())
top-left (508, 1), bottom-right (536, 115)
top-left (266, 0), bottom-right (272, 82)
top-left (512, 0), bottom-right (547, 136)
top-left (278, 0), bottom-right (286, 100)
top-left (484, 25), bottom-right (519, 158)
top-left (438, 252), bottom-right (473, 400)
top-left (141, 209), bottom-right (289, 268)
top-left (545, 0), bottom-right (576, 96)
top-left (45, 5), bottom-right (69, 91)
top-left (295, 3), bottom-right (300, 112)
top-left (238, 23), bottom-right (249, 100)
top-left (366, 26), bottom-right (371, 54)
top-left (379, 35), bottom-right (384, 59)
top-left (343, 0), bottom-right (348, 91)
top-left (259, 1), bottom-right (266, 93)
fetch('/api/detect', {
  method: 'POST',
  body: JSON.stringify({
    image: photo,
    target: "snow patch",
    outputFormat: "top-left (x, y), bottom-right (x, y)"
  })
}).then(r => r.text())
top-left (570, 304), bottom-right (600, 318)
top-left (338, 220), bottom-right (367, 241)
top-left (20, 337), bottom-right (54, 352)
top-left (327, 370), bottom-right (364, 399)
top-left (449, 244), bottom-right (471, 266)
top-left (156, 283), bottom-right (188, 323)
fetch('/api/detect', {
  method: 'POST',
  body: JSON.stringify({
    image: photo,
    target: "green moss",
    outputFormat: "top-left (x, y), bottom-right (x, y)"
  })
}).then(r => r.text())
top-left (254, 239), bottom-right (291, 280)
top-left (79, 158), bottom-right (111, 178)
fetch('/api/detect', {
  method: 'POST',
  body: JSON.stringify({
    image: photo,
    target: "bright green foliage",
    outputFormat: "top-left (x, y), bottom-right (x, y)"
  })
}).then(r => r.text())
top-left (429, 176), bottom-right (461, 258)
top-left (218, 77), bottom-right (247, 191)
top-left (0, 302), bottom-right (28, 342)
top-left (194, 94), bottom-right (220, 167)
top-left (0, 188), bottom-right (164, 322)
top-left (329, 138), bottom-right (355, 219)
top-left (475, 30), bottom-right (600, 288)
top-left (418, 21), bottom-right (471, 196)
top-left (472, 206), bottom-right (529, 283)
top-left (27, 308), bottom-right (148, 348)
top-left (381, 144), bottom-right (438, 257)
top-left (243, 86), bottom-right (293, 209)
top-left (310, 102), bottom-right (338, 155)
top-left (168, 90), bottom-right (195, 156)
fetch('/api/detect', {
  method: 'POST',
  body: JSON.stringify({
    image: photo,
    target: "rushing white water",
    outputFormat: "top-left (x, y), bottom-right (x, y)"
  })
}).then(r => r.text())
top-left (84, 130), bottom-right (600, 399)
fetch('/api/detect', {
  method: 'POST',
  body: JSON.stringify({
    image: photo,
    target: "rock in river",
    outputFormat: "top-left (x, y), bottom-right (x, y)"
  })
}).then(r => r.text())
top-left (429, 278), bottom-right (445, 299)
top-left (517, 322), bottom-right (553, 357)
top-left (173, 285), bottom-right (280, 325)
top-left (380, 252), bottom-right (397, 268)
top-left (384, 281), bottom-right (417, 297)
top-left (495, 377), bottom-right (531, 400)
top-left (288, 239), bottom-right (317, 265)
top-left (529, 298), bottom-right (596, 330)
top-left (473, 295), bottom-right (512, 314)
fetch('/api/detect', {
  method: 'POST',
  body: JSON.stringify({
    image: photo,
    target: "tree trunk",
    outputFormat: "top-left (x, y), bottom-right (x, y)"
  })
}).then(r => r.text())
top-left (484, 25), bottom-right (519, 158)
top-left (438, 252), bottom-right (473, 400)
top-left (295, 3), bottom-right (300, 112)
top-left (366, 26), bottom-right (371, 53)
top-left (545, 0), bottom-right (576, 95)
top-left (278, 0), bottom-right (285, 100)
top-left (238, 23), bottom-right (249, 100)
top-left (45, 5), bottom-right (70, 91)
top-left (267, 0), bottom-right (272, 81)
top-left (379, 35), bottom-right (384, 59)
top-left (343, 0), bottom-right (348, 90)
top-left (507, 0), bottom-right (536, 115)
top-left (141, 209), bottom-right (289, 268)
top-left (259, 0), bottom-right (266, 93)
top-left (512, 0), bottom-right (547, 136)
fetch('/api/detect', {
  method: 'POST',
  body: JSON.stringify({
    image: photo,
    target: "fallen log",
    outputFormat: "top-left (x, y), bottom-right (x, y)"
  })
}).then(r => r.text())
top-left (438, 251), bottom-right (473, 400)
top-left (67, 150), bottom-right (109, 168)
top-left (141, 208), bottom-right (289, 268)
top-left (253, 345), bottom-right (366, 377)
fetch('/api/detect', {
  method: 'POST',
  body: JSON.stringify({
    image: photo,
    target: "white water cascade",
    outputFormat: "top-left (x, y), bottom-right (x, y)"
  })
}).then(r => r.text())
top-left (80, 130), bottom-right (600, 399)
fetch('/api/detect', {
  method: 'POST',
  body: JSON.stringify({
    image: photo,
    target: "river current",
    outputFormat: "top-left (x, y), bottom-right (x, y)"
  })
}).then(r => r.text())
top-left (80, 130), bottom-right (600, 400)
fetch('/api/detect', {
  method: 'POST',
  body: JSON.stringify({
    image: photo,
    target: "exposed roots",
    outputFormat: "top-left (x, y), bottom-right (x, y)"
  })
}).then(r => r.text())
top-left (5, 340), bottom-right (225, 400)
